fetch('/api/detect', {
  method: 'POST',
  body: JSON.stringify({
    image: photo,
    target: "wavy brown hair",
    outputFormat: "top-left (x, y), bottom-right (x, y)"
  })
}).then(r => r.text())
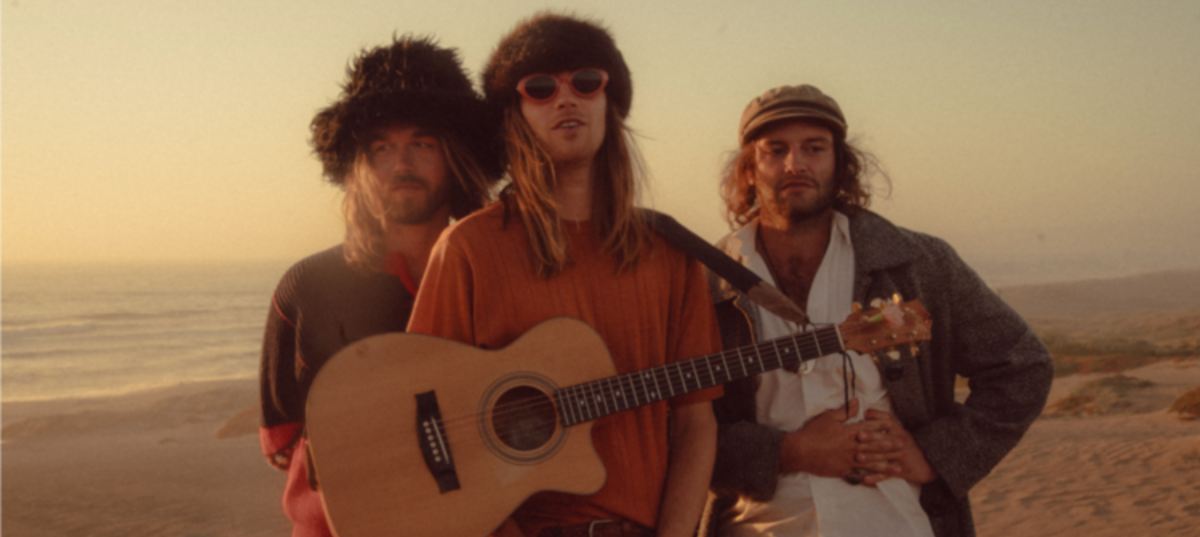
top-left (342, 131), bottom-right (495, 271)
top-left (720, 124), bottom-right (886, 229)
top-left (501, 102), bottom-right (651, 279)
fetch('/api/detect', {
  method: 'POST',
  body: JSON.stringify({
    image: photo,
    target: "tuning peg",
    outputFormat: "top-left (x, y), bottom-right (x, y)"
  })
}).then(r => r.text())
top-left (893, 293), bottom-right (903, 304)
top-left (851, 302), bottom-right (863, 313)
top-left (870, 298), bottom-right (884, 309)
top-left (909, 343), bottom-right (920, 357)
top-left (886, 348), bottom-right (901, 361)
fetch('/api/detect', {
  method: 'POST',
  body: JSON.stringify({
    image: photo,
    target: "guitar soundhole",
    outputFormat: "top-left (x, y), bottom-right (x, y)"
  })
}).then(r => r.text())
top-left (491, 386), bottom-right (556, 451)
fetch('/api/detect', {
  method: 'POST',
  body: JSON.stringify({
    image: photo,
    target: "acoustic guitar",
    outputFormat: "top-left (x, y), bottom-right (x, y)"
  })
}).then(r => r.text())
top-left (306, 298), bottom-right (931, 537)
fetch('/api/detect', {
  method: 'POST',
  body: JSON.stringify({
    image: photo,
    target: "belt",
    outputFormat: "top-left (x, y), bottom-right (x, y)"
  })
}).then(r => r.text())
top-left (537, 519), bottom-right (655, 537)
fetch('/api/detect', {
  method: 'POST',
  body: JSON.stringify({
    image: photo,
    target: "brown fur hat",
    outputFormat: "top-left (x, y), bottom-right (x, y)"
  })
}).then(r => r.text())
top-left (311, 36), bottom-right (501, 184)
top-left (482, 13), bottom-right (632, 118)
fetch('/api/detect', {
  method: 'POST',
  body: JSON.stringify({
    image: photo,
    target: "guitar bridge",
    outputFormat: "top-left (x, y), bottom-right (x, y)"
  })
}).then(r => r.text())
top-left (415, 391), bottom-right (460, 493)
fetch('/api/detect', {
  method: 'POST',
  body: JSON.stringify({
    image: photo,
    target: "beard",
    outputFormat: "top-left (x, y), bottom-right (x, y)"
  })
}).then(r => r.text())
top-left (758, 175), bottom-right (839, 225)
top-left (783, 183), bottom-right (838, 224)
top-left (382, 173), bottom-right (450, 225)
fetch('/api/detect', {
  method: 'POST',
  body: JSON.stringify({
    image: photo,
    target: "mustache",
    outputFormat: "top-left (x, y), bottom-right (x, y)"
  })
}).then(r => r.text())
top-left (383, 173), bottom-right (429, 189)
top-left (774, 176), bottom-right (817, 193)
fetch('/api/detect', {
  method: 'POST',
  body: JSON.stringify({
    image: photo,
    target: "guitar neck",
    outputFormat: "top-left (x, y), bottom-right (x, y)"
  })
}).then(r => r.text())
top-left (554, 325), bottom-right (844, 427)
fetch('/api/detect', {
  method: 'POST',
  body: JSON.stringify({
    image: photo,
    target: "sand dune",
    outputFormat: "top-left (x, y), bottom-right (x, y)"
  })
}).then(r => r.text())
top-left (4, 269), bottom-right (1200, 536)
top-left (972, 358), bottom-right (1200, 536)
top-left (997, 269), bottom-right (1200, 320)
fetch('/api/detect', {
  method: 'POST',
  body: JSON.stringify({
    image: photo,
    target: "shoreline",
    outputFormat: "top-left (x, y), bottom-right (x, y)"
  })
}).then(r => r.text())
top-left (4, 268), bottom-right (1200, 535)
top-left (2, 377), bottom-right (259, 427)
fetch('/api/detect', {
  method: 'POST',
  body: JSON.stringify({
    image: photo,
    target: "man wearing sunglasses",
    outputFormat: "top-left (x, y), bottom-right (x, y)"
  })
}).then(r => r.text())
top-left (704, 84), bottom-right (1052, 537)
top-left (259, 37), bottom-right (500, 537)
top-left (407, 13), bottom-right (720, 537)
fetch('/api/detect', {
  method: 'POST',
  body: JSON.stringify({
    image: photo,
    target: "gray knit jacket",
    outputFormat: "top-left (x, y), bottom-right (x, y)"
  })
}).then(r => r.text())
top-left (705, 210), bottom-right (1053, 537)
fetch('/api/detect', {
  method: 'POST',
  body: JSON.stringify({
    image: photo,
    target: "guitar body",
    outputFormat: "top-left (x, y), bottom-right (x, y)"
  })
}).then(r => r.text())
top-left (306, 318), bottom-right (613, 537)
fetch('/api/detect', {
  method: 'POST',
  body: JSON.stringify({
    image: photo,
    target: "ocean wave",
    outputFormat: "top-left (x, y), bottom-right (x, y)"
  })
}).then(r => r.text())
top-left (1, 320), bottom-right (98, 337)
top-left (78, 308), bottom-right (215, 322)
top-left (3, 308), bottom-right (225, 332)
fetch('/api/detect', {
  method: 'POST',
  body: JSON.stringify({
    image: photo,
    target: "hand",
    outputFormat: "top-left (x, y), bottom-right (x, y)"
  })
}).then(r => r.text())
top-left (855, 408), bottom-right (938, 485)
top-left (780, 399), bottom-right (889, 478)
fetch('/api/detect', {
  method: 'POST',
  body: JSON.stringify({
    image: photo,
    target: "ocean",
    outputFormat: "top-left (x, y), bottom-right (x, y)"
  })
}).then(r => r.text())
top-left (3, 252), bottom-right (1197, 403)
top-left (1, 261), bottom-right (290, 403)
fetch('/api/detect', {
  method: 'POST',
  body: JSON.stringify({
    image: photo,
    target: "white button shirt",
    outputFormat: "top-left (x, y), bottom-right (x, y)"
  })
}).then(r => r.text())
top-left (721, 214), bottom-right (934, 537)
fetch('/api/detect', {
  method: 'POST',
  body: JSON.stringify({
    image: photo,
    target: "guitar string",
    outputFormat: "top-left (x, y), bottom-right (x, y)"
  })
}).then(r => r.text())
top-left (425, 319), bottom-right (923, 443)
top-left (422, 324), bottom-right (920, 451)
top-left (431, 323), bottom-right (842, 430)
top-left (429, 318), bottom-right (914, 440)
top-left (429, 318), bottom-right (916, 434)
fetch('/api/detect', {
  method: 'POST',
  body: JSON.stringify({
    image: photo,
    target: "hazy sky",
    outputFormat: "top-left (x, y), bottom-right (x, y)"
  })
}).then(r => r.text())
top-left (4, 0), bottom-right (1199, 284)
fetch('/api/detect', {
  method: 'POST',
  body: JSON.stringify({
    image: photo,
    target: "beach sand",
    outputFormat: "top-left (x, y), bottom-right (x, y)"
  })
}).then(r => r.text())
top-left (2, 380), bottom-right (289, 537)
top-left (972, 358), bottom-right (1200, 536)
top-left (4, 269), bottom-right (1200, 536)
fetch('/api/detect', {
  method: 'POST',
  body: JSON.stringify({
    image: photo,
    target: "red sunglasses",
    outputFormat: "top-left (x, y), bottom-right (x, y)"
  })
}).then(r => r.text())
top-left (516, 69), bottom-right (609, 102)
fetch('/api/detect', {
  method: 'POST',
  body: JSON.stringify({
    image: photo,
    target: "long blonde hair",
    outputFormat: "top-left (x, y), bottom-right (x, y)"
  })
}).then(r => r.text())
top-left (342, 133), bottom-right (495, 271)
top-left (501, 103), bottom-right (651, 279)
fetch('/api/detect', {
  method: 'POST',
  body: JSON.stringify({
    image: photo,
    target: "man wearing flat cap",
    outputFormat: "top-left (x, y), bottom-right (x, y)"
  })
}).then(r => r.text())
top-left (258, 36), bottom-right (500, 537)
top-left (704, 84), bottom-right (1052, 537)
top-left (408, 12), bottom-right (720, 537)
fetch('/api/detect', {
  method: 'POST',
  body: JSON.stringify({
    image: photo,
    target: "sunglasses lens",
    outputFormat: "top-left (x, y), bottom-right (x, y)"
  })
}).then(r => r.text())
top-left (522, 76), bottom-right (558, 100)
top-left (571, 70), bottom-right (605, 95)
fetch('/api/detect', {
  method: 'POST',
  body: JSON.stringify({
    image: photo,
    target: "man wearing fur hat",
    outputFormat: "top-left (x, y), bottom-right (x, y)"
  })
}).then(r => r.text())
top-left (259, 37), bottom-right (499, 537)
top-left (407, 13), bottom-right (720, 537)
top-left (705, 84), bottom-right (1052, 536)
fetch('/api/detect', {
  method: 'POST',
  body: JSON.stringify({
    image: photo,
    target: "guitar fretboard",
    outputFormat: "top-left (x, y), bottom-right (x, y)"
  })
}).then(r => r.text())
top-left (553, 325), bottom-right (844, 427)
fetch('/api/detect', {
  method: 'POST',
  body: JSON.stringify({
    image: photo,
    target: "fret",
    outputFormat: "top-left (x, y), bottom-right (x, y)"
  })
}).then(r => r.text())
top-left (818, 330), bottom-right (841, 358)
top-left (639, 370), bottom-right (658, 402)
top-left (594, 378), bottom-right (612, 417)
top-left (630, 371), bottom-right (644, 408)
top-left (813, 328), bottom-right (823, 357)
top-left (777, 333), bottom-right (794, 369)
top-left (799, 331), bottom-right (814, 362)
top-left (617, 375), bottom-right (632, 412)
top-left (566, 385), bottom-right (587, 424)
top-left (700, 360), bottom-right (712, 389)
top-left (662, 365), bottom-right (675, 398)
top-left (554, 390), bottom-right (571, 427)
top-left (606, 376), bottom-right (623, 414)
top-left (834, 325), bottom-right (846, 354)
top-left (703, 354), bottom-right (717, 387)
top-left (769, 337), bottom-right (784, 371)
top-left (581, 381), bottom-right (599, 421)
top-left (748, 345), bottom-right (763, 375)
top-left (718, 350), bottom-right (732, 383)
top-left (670, 362), bottom-right (683, 395)
top-left (618, 372), bottom-right (636, 411)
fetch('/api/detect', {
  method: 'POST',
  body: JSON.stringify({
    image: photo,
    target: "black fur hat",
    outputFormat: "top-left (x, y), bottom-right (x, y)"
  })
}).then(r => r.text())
top-left (483, 13), bottom-right (632, 118)
top-left (311, 36), bottom-right (501, 184)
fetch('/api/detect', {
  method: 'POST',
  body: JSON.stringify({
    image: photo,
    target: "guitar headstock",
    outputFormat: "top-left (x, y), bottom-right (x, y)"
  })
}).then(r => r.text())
top-left (839, 297), bottom-right (932, 356)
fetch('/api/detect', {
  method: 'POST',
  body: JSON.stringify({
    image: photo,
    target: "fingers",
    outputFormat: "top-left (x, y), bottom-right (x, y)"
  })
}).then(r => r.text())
top-left (863, 408), bottom-right (899, 427)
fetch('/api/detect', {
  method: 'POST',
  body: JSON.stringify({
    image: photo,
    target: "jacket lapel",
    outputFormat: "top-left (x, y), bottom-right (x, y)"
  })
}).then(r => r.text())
top-left (848, 211), bottom-right (933, 426)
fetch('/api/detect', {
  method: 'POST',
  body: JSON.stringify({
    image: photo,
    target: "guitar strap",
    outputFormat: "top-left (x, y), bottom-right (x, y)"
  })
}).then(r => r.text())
top-left (642, 209), bottom-right (810, 327)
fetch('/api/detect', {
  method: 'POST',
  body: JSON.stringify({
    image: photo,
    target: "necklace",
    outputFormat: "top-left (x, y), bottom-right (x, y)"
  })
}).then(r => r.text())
top-left (756, 228), bottom-right (793, 301)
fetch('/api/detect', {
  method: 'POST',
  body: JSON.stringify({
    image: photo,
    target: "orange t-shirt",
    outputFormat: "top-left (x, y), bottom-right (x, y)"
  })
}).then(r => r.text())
top-left (407, 202), bottom-right (722, 536)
